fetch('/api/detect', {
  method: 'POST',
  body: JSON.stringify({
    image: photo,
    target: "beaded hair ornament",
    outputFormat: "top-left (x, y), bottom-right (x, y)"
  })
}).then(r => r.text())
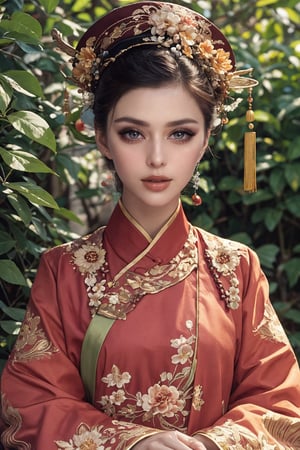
top-left (52, 1), bottom-right (259, 192)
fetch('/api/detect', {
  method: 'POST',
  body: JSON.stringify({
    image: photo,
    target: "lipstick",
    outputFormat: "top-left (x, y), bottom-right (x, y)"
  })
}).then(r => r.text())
top-left (141, 176), bottom-right (171, 192)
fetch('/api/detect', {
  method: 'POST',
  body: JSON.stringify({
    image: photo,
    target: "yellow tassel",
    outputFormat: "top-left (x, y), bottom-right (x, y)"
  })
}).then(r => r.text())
top-left (244, 131), bottom-right (257, 192)
top-left (244, 87), bottom-right (257, 192)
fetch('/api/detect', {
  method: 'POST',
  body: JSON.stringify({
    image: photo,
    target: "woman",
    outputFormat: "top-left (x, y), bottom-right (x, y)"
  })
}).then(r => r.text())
top-left (1, 2), bottom-right (300, 449)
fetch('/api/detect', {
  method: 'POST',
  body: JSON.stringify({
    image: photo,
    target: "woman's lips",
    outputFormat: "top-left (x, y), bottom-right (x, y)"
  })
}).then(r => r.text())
top-left (141, 176), bottom-right (171, 192)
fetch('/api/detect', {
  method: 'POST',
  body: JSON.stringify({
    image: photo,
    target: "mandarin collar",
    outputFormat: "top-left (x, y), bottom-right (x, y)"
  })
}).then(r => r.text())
top-left (104, 200), bottom-right (191, 266)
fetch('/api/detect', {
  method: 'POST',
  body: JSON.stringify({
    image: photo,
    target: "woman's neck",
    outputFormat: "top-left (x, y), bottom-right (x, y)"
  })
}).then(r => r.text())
top-left (119, 199), bottom-right (180, 239)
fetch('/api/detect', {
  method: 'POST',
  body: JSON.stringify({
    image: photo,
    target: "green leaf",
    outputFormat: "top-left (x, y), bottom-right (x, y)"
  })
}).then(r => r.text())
top-left (7, 193), bottom-right (32, 226)
top-left (0, 12), bottom-right (42, 41)
top-left (0, 301), bottom-right (25, 321)
top-left (242, 190), bottom-right (273, 205)
top-left (285, 195), bottom-right (300, 218)
top-left (55, 207), bottom-right (83, 225)
top-left (265, 208), bottom-right (283, 232)
top-left (3, 70), bottom-right (44, 98)
top-left (269, 168), bottom-right (286, 195)
top-left (0, 76), bottom-right (13, 114)
top-left (4, 182), bottom-right (59, 209)
top-left (284, 309), bottom-right (300, 324)
top-left (285, 163), bottom-right (300, 191)
top-left (38, 0), bottom-right (60, 13)
top-left (0, 231), bottom-right (16, 255)
top-left (278, 97), bottom-right (300, 121)
top-left (218, 176), bottom-right (241, 191)
top-left (0, 147), bottom-right (55, 174)
top-left (7, 111), bottom-right (56, 152)
top-left (30, 217), bottom-right (48, 240)
top-left (0, 260), bottom-right (27, 285)
top-left (229, 232), bottom-right (252, 246)
top-left (287, 138), bottom-right (300, 161)
top-left (257, 0), bottom-right (278, 6)
top-left (0, 321), bottom-right (21, 335)
top-left (254, 110), bottom-right (280, 130)
top-left (282, 258), bottom-right (300, 287)
top-left (256, 244), bottom-right (279, 269)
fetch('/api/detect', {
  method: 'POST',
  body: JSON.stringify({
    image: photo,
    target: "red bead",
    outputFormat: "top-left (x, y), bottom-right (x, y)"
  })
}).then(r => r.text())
top-left (192, 193), bottom-right (202, 206)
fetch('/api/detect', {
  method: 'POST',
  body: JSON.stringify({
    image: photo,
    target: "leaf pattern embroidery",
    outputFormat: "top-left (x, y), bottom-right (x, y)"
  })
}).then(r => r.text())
top-left (10, 307), bottom-right (58, 364)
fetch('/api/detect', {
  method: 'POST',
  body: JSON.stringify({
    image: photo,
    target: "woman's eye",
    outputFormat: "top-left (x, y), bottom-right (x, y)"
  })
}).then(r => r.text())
top-left (120, 129), bottom-right (142, 140)
top-left (171, 130), bottom-right (194, 141)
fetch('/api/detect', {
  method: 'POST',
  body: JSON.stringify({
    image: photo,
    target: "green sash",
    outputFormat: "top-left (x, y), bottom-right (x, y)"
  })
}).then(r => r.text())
top-left (80, 314), bottom-right (115, 403)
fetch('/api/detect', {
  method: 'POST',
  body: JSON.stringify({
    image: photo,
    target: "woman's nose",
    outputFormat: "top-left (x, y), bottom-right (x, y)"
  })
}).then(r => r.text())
top-left (146, 139), bottom-right (166, 167)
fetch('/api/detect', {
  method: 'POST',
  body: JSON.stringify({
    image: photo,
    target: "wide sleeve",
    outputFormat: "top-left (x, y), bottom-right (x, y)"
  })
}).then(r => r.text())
top-left (195, 247), bottom-right (300, 449)
top-left (0, 249), bottom-right (161, 449)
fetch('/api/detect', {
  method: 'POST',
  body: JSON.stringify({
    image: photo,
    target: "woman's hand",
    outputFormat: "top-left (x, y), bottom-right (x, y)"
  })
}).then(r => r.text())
top-left (133, 430), bottom-right (216, 449)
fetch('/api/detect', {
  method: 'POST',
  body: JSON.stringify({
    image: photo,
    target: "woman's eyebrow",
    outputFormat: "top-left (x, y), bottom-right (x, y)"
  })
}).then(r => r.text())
top-left (113, 117), bottom-right (200, 126)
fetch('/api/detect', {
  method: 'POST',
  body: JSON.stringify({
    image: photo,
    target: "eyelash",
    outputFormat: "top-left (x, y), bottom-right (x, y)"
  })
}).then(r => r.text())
top-left (119, 129), bottom-right (142, 141)
top-left (171, 130), bottom-right (195, 141)
top-left (118, 129), bottom-right (195, 142)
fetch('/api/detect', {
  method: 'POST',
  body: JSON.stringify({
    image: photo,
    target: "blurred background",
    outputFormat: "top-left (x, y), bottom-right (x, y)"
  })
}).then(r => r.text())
top-left (0, 0), bottom-right (299, 370)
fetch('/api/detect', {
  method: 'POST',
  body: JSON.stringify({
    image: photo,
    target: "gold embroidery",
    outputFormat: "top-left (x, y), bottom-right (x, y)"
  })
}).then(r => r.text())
top-left (203, 233), bottom-right (242, 310)
top-left (55, 420), bottom-right (159, 450)
top-left (10, 307), bottom-right (58, 364)
top-left (1, 394), bottom-right (31, 449)
top-left (254, 302), bottom-right (290, 345)
top-left (200, 419), bottom-right (278, 449)
top-left (263, 412), bottom-right (300, 449)
top-left (192, 385), bottom-right (205, 411)
top-left (67, 226), bottom-right (198, 319)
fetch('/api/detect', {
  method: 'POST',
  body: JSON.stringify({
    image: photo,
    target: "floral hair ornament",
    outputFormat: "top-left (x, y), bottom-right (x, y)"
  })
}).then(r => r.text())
top-left (52, 1), bottom-right (259, 192)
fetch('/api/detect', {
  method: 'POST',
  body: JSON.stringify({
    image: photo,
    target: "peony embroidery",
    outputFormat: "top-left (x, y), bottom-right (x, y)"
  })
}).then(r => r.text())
top-left (141, 384), bottom-right (185, 418)
top-left (98, 322), bottom-right (201, 431)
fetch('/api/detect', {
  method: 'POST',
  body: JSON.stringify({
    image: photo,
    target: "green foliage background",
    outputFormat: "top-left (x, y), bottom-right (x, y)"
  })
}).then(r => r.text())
top-left (0, 0), bottom-right (299, 372)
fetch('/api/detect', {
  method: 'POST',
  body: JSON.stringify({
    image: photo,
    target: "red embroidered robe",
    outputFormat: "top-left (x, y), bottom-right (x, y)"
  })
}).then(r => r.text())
top-left (1, 202), bottom-right (300, 449)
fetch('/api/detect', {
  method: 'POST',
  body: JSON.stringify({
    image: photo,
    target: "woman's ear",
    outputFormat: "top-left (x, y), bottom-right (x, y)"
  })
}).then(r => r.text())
top-left (95, 128), bottom-right (113, 160)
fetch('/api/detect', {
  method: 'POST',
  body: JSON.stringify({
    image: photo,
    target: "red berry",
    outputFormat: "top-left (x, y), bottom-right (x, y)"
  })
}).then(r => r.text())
top-left (75, 118), bottom-right (85, 132)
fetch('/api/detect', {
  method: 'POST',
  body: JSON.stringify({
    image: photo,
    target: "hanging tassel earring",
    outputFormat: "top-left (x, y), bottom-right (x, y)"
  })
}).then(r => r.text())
top-left (244, 86), bottom-right (257, 192)
top-left (191, 166), bottom-right (202, 206)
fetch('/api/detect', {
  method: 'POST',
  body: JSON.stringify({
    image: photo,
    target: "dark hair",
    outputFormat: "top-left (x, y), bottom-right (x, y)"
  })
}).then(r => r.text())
top-left (93, 46), bottom-right (217, 132)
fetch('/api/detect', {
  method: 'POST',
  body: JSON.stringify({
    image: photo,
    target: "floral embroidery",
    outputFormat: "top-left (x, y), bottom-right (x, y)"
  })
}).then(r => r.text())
top-left (254, 302), bottom-right (290, 345)
top-left (10, 307), bottom-right (58, 364)
top-left (201, 419), bottom-right (282, 449)
top-left (1, 394), bottom-right (31, 449)
top-left (204, 236), bottom-right (242, 309)
top-left (73, 243), bottom-right (106, 273)
top-left (98, 322), bottom-right (201, 431)
top-left (102, 365), bottom-right (131, 388)
top-left (67, 226), bottom-right (198, 319)
top-left (263, 412), bottom-right (300, 449)
top-left (55, 423), bottom-right (107, 449)
top-left (55, 421), bottom-right (160, 450)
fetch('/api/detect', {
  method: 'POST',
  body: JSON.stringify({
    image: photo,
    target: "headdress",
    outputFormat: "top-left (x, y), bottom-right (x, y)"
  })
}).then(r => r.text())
top-left (52, 1), bottom-right (259, 192)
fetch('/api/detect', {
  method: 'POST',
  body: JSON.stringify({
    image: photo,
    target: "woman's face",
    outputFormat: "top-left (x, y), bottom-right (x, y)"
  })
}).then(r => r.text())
top-left (96, 83), bottom-right (209, 224)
